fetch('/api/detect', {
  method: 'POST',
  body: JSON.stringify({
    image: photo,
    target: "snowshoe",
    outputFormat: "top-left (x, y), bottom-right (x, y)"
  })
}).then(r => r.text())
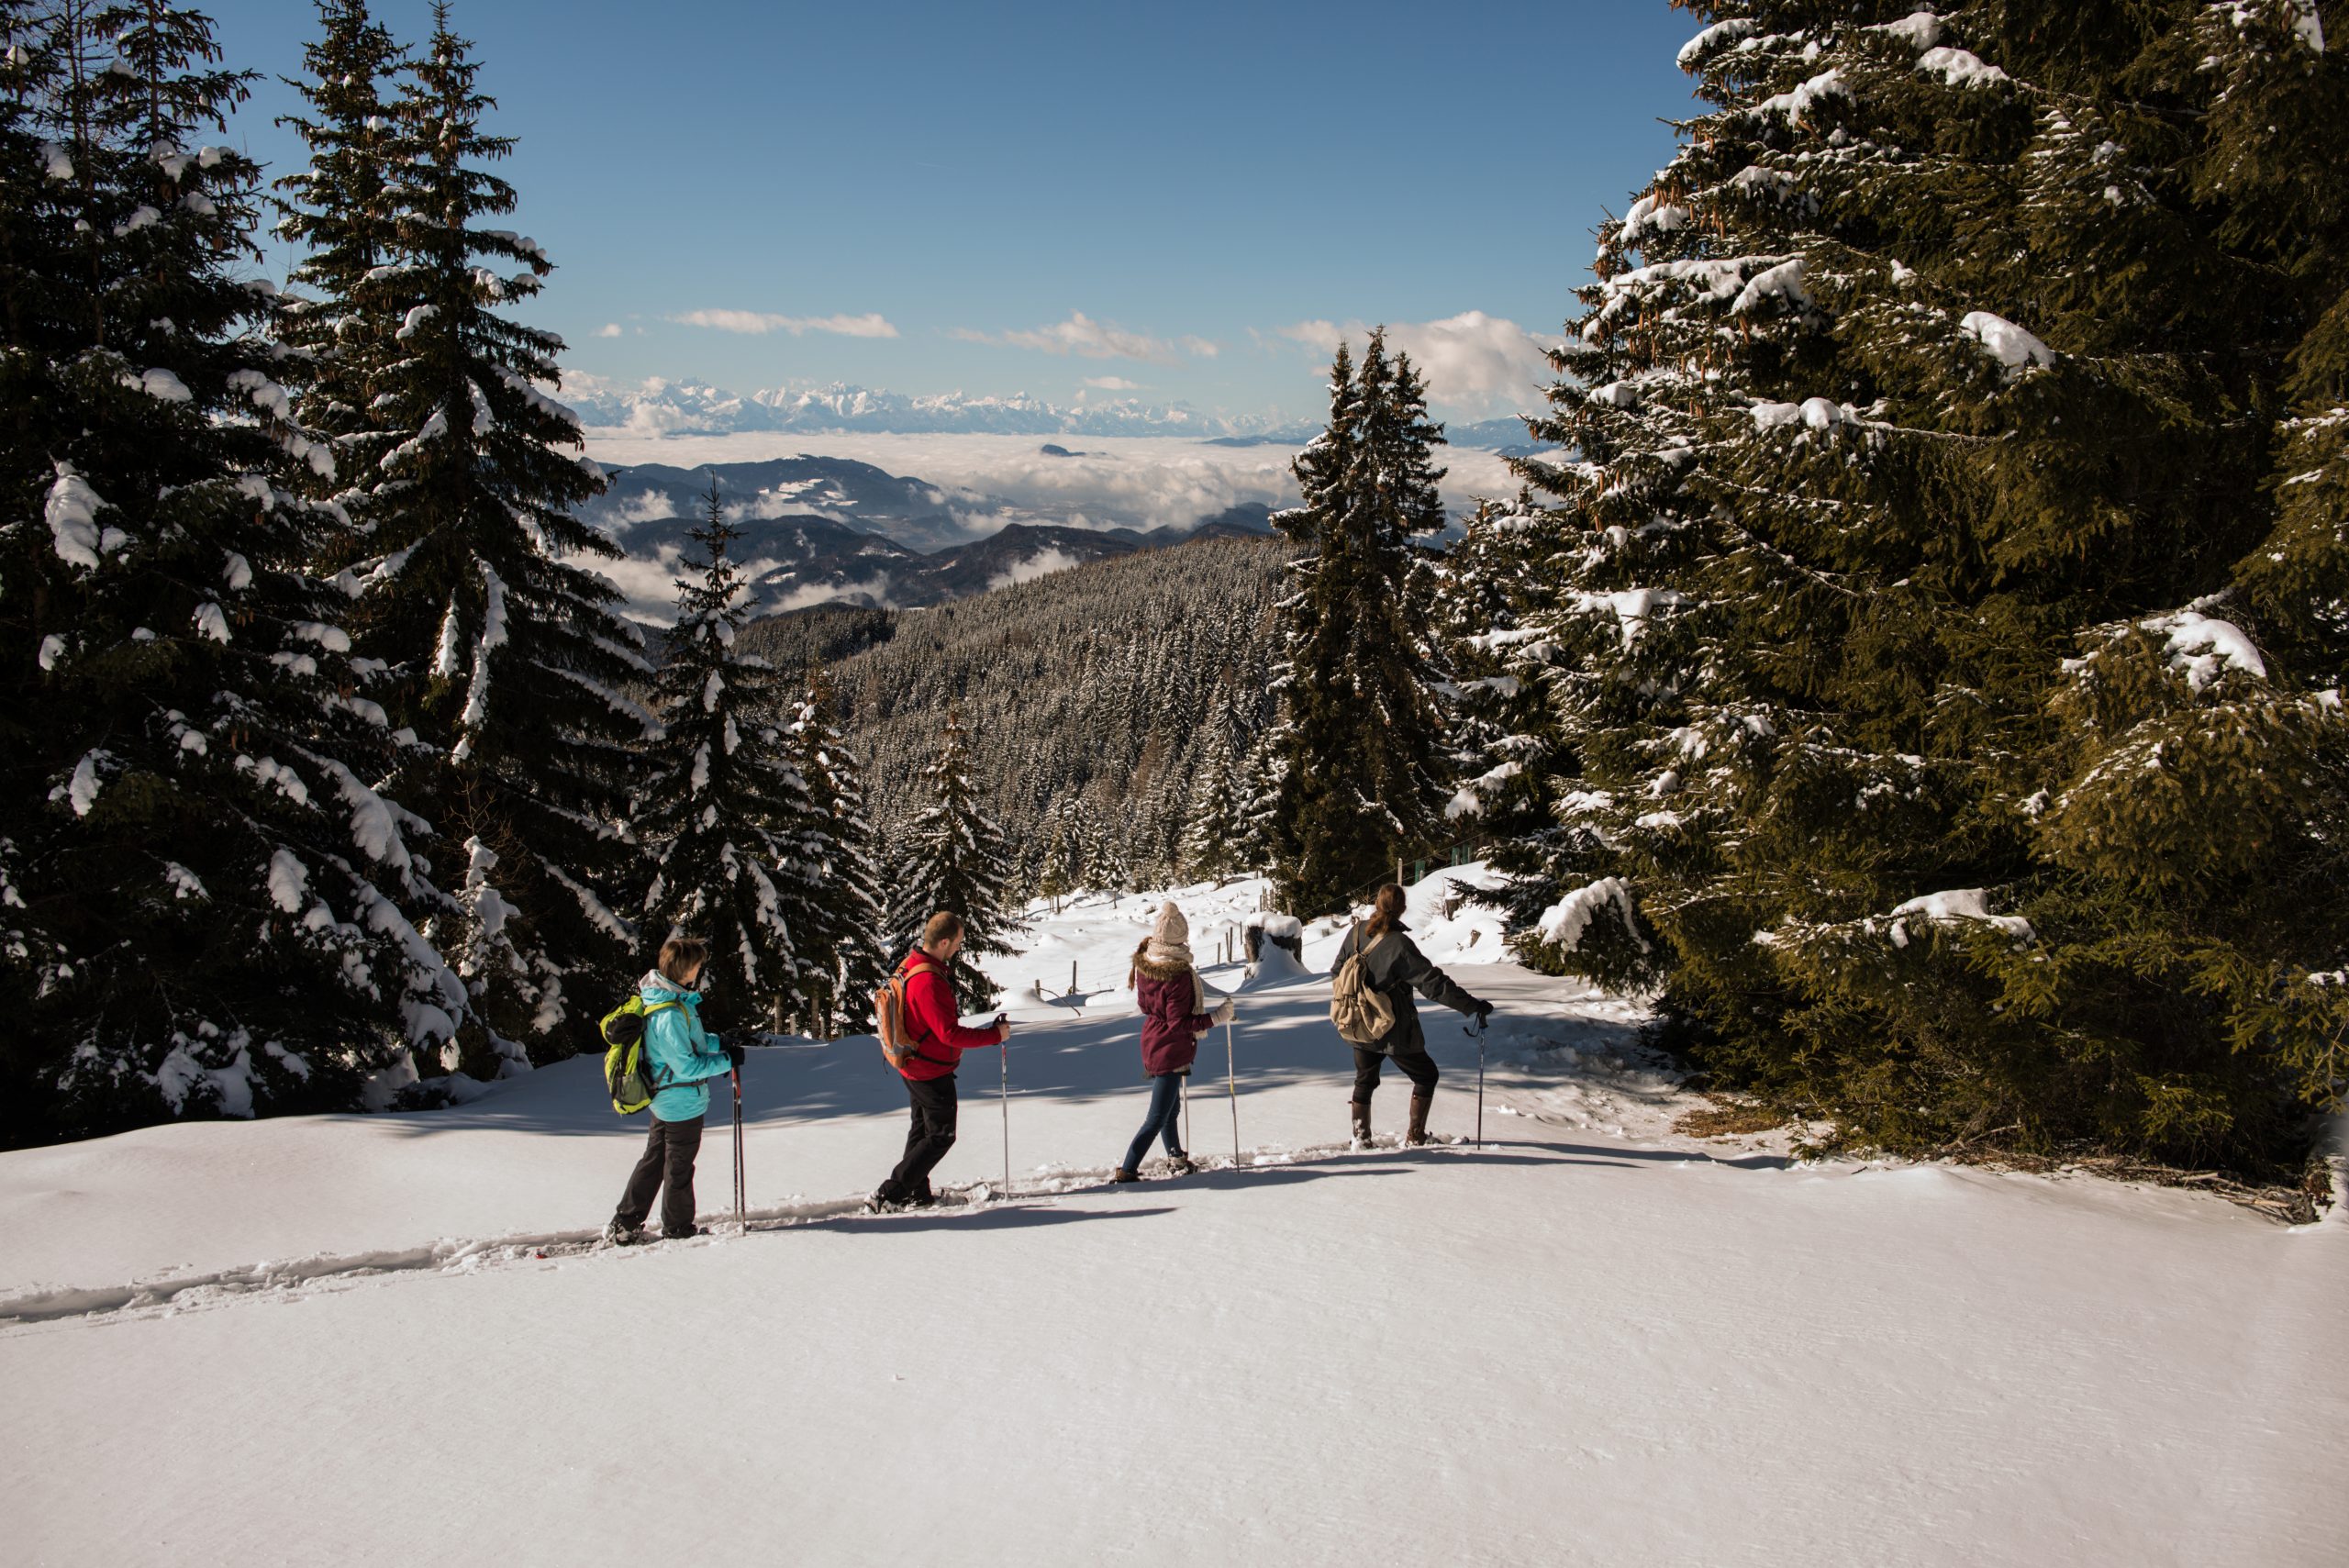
top-left (1163, 1155), bottom-right (1196, 1176)
top-left (1112, 1168), bottom-right (1141, 1184)
top-left (602, 1220), bottom-right (644, 1247)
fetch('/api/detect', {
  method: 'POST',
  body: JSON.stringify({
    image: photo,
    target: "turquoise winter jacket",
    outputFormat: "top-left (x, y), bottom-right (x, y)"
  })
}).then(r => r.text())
top-left (638, 971), bottom-right (734, 1122)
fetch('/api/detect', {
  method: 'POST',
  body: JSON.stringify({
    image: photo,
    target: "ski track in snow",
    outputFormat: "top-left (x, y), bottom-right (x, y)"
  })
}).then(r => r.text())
top-left (0, 1135), bottom-right (1726, 1330)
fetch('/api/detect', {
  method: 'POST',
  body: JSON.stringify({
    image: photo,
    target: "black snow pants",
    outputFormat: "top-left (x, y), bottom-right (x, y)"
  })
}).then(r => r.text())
top-left (880, 1074), bottom-right (960, 1204)
top-left (615, 1113), bottom-right (706, 1236)
top-left (1353, 1046), bottom-right (1439, 1103)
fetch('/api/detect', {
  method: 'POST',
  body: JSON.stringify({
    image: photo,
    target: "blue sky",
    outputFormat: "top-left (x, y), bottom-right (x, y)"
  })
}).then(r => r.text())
top-left (217, 0), bottom-right (1700, 422)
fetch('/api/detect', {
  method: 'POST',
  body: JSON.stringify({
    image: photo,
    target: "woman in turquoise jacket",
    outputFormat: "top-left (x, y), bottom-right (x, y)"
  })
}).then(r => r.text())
top-left (606, 937), bottom-right (742, 1244)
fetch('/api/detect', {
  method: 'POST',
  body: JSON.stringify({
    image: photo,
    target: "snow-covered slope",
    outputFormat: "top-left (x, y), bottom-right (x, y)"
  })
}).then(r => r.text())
top-left (3, 872), bottom-right (2342, 1566)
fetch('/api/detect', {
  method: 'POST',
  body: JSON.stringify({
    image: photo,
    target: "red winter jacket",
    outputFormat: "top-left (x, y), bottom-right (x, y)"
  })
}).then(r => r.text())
top-left (896, 951), bottom-right (1003, 1082)
top-left (1133, 959), bottom-right (1213, 1076)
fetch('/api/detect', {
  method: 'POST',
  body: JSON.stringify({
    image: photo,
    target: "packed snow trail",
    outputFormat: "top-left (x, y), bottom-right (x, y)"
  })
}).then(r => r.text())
top-left (3, 871), bottom-right (2343, 1566)
top-left (0, 1138), bottom-right (1530, 1327)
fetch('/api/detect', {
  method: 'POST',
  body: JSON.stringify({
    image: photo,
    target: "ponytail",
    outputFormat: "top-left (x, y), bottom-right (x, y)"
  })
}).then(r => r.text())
top-left (1364, 884), bottom-right (1406, 939)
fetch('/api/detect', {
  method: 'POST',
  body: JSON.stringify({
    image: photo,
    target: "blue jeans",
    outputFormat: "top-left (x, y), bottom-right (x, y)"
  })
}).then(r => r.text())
top-left (1121, 1072), bottom-right (1187, 1173)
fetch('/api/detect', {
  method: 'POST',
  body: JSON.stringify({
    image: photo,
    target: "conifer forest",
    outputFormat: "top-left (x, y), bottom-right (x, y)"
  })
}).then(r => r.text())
top-left (3, 0), bottom-right (2344, 1190)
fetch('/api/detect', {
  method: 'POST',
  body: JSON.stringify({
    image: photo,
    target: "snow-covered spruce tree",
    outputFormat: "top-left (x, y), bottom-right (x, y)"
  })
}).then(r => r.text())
top-left (1457, 1), bottom-right (2349, 1171)
top-left (1177, 692), bottom-right (1247, 883)
top-left (783, 670), bottom-right (891, 1035)
top-left (1268, 330), bottom-right (1454, 915)
top-left (639, 481), bottom-right (818, 1037)
top-left (1432, 495), bottom-right (1559, 927)
top-left (343, 2), bottom-right (647, 1073)
top-left (886, 707), bottom-right (1019, 1009)
top-left (4, 0), bottom-right (463, 1140)
top-left (1033, 799), bottom-right (1082, 906)
top-left (0, 4), bottom-right (95, 1143)
top-left (1232, 724), bottom-right (1286, 875)
top-left (270, 0), bottom-right (405, 506)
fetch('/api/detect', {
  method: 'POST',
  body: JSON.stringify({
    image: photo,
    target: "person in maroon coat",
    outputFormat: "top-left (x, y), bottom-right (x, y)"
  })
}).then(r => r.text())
top-left (1117, 902), bottom-right (1233, 1182)
top-left (869, 911), bottom-right (1010, 1211)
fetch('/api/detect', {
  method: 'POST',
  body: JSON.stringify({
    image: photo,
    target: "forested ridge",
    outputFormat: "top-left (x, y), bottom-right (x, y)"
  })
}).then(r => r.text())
top-left (740, 536), bottom-right (1288, 895)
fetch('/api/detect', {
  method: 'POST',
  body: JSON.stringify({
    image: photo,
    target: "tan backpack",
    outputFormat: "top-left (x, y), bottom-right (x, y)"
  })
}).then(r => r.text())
top-left (1330, 921), bottom-right (1397, 1044)
top-left (874, 956), bottom-right (948, 1073)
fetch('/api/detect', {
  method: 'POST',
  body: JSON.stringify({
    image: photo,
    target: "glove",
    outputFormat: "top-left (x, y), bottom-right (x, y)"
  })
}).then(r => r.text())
top-left (1212, 999), bottom-right (1236, 1027)
top-left (723, 1041), bottom-right (746, 1070)
top-left (996, 1018), bottom-right (1014, 1043)
top-left (1473, 1000), bottom-right (1494, 1025)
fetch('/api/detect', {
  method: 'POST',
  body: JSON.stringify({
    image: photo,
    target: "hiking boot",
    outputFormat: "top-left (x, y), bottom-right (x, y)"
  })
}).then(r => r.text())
top-left (1405, 1090), bottom-right (1434, 1147)
top-left (1350, 1099), bottom-right (1372, 1147)
top-left (603, 1219), bottom-right (644, 1247)
top-left (865, 1189), bottom-right (909, 1214)
top-left (1112, 1168), bottom-right (1141, 1184)
top-left (1163, 1154), bottom-right (1196, 1176)
top-left (662, 1224), bottom-right (703, 1241)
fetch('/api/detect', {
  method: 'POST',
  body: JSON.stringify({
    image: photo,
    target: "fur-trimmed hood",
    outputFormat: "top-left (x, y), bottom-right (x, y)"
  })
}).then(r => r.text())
top-left (1131, 952), bottom-right (1197, 983)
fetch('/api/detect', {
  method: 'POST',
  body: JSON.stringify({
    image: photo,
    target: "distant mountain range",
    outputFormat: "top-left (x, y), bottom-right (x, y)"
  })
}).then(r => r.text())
top-left (561, 375), bottom-right (1550, 450)
top-left (563, 376), bottom-right (1316, 441)
top-left (580, 455), bottom-right (1275, 622)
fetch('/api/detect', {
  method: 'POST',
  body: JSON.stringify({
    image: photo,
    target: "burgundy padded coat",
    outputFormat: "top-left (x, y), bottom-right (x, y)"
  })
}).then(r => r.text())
top-left (1134, 959), bottom-right (1212, 1076)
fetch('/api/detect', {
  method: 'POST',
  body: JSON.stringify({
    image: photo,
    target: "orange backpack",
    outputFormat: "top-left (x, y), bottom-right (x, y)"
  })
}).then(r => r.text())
top-left (874, 956), bottom-right (947, 1072)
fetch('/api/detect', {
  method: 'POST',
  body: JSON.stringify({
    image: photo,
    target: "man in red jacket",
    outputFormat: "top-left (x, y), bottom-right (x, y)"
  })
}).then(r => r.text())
top-left (871, 911), bottom-right (1010, 1211)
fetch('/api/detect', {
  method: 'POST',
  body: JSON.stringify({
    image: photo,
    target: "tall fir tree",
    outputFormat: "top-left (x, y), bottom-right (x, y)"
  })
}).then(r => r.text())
top-left (2, 0), bottom-right (464, 1142)
top-left (886, 707), bottom-right (1019, 1009)
top-left (1033, 798), bottom-right (1082, 906)
top-left (1232, 725), bottom-right (1286, 875)
top-left (639, 481), bottom-right (816, 1036)
top-left (1453, 0), bottom-right (2349, 1171)
top-left (1268, 329), bottom-right (1454, 915)
top-left (270, 0), bottom-right (404, 509)
top-left (340, 1), bottom-right (648, 1073)
top-left (1177, 692), bottom-right (1247, 883)
top-left (783, 670), bottom-right (891, 1035)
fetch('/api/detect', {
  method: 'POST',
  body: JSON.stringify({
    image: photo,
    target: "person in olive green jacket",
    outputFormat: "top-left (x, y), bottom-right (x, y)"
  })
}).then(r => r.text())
top-left (1333, 884), bottom-right (1491, 1148)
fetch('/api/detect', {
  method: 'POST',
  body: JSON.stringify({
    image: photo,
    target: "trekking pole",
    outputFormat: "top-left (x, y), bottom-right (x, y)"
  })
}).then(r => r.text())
top-left (1475, 1015), bottom-right (1487, 1150)
top-left (1182, 1072), bottom-right (1191, 1156)
top-left (999, 1028), bottom-right (1011, 1193)
top-left (1225, 1017), bottom-right (1240, 1166)
top-left (731, 1066), bottom-right (747, 1228)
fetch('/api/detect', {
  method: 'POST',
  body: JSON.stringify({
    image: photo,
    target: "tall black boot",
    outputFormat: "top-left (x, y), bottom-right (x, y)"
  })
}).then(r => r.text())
top-left (1406, 1089), bottom-right (1433, 1147)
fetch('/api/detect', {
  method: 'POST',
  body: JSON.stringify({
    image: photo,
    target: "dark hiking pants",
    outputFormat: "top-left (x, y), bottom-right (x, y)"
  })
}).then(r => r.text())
top-left (881, 1074), bottom-right (959, 1203)
top-left (1120, 1070), bottom-right (1187, 1173)
top-left (615, 1113), bottom-right (706, 1236)
top-left (1353, 1046), bottom-right (1439, 1103)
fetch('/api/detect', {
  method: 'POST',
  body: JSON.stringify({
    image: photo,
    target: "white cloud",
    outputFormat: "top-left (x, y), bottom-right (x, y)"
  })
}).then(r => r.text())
top-left (952, 311), bottom-right (1217, 364)
top-left (1083, 375), bottom-right (1141, 391)
top-left (765, 573), bottom-right (896, 615)
top-left (579, 544), bottom-right (691, 619)
top-left (985, 546), bottom-right (1085, 592)
top-left (673, 309), bottom-right (899, 339)
top-left (1275, 311), bottom-right (1561, 419)
top-left (594, 322), bottom-right (622, 339)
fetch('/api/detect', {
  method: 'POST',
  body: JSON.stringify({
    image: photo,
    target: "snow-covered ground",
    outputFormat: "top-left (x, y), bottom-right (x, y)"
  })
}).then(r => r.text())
top-left (5, 868), bottom-right (2343, 1566)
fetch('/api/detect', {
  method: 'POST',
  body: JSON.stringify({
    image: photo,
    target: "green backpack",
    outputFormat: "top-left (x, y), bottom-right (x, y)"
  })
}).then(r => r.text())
top-left (599, 995), bottom-right (680, 1115)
